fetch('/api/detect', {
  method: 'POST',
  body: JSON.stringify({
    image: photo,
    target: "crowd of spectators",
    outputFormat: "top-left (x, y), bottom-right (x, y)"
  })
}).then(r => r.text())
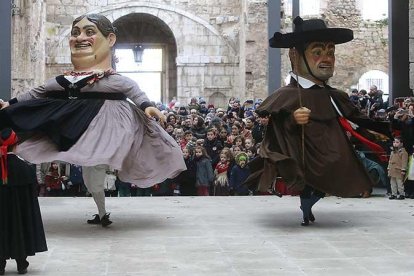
top-left (35, 96), bottom-right (268, 197)
top-left (34, 87), bottom-right (414, 199)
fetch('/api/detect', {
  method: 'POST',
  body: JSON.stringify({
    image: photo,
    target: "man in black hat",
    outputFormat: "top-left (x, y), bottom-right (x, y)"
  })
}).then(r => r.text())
top-left (247, 16), bottom-right (390, 226)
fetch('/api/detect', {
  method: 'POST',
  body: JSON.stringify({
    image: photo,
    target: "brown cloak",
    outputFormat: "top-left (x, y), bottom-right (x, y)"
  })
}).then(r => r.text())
top-left (247, 80), bottom-right (390, 197)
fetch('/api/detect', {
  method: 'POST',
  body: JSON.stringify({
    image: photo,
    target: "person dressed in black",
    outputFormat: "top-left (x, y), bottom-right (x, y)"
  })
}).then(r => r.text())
top-left (0, 129), bottom-right (47, 274)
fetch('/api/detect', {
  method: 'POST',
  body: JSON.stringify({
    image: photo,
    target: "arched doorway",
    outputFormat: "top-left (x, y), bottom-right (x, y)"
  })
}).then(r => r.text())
top-left (113, 13), bottom-right (177, 103)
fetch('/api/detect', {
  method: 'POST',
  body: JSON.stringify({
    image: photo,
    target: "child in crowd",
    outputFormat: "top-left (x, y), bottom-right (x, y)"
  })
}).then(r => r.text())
top-left (194, 146), bottom-right (214, 196)
top-left (180, 130), bottom-right (193, 150)
top-left (204, 128), bottom-right (223, 168)
top-left (218, 127), bottom-right (229, 146)
top-left (0, 129), bottom-right (47, 275)
top-left (244, 138), bottom-right (255, 152)
top-left (388, 136), bottom-right (408, 199)
top-left (165, 123), bottom-right (175, 137)
top-left (231, 145), bottom-right (243, 157)
top-left (233, 135), bottom-right (245, 151)
top-left (45, 162), bottom-right (66, 196)
top-left (213, 153), bottom-right (231, 196)
top-left (246, 146), bottom-right (257, 161)
top-left (229, 152), bottom-right (250, 195)
top-left (176, 147), bottom-right (197, 196)
top-left (173, 127), bottom-right (184, 144)
top-left (226, 123), bottom-right (241, 147)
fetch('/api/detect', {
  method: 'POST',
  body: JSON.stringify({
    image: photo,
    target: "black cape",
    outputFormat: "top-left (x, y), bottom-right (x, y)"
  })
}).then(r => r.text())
top-left (246, 81), bottom-right (390, 197)
top-left (0, 154), bottom-right (47, 259)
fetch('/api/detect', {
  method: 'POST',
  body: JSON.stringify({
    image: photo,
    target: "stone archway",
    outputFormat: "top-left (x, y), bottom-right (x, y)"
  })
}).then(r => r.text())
top-left (113, 13), bottom-right (177, 103)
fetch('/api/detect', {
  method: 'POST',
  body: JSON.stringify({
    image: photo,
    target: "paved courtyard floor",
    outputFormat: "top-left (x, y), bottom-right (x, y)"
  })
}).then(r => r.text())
top-left (5, 191), bottom-right (414, 276)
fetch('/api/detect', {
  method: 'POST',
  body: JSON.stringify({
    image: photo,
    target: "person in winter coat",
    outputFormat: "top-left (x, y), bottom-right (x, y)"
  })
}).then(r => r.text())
top-left (44, 162), bottom-right (66, 196)
top-left (175, 147), bottom-right (197, 196)
top-left (229, 152), bottom-right (250, 195)
top-left (194, 146), bottom-right (214, 196)
top-left (388, 136), bottom-right (408, 199)
top-left (203, 128), bottom-right (223, 169)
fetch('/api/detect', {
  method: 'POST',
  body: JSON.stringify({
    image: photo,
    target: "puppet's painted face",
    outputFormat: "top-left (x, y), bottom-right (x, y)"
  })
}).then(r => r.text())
top-left (69, 17), bottom-right (115, 70)
top-left (296, 41), bottom-right (335, 83)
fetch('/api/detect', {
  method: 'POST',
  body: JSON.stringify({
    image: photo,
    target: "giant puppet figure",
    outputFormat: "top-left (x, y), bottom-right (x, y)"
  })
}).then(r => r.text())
top-left (246, 16), bottom-right (390, 226)
top-left (0, 14), bottom-right (186, 226)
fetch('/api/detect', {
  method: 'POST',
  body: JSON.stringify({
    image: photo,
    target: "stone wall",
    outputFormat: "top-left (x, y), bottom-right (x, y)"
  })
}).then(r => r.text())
top-left (11, 0), bottom-right (46, 97)
top-left (11, 0), bottom-right (389, 104)
top-left (39, 0), bottom-right (269, 105)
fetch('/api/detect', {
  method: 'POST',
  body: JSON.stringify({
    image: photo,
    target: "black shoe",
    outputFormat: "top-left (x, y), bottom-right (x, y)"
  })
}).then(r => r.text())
top-left (300, 206), bottom-right (315, 222)
top-left (101, 213), bottom-right (112, 227)
top-left (301, 218), bottom-right (310, 226)
top-left (397, 195), bottom-right (405, 200)
top-left (410, 195), bottom-right (414, 199)
top-left (309, 211), bottom-right (315, 222)
top-left (87, 214), bottom-right (101, 224)
top-left (389, 195), bottom-right (397, 200)
top-left (16, 259), bottom-right (28, 275)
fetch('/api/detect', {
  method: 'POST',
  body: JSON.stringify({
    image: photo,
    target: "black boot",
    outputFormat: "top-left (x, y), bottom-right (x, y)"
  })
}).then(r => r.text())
top-left (101, 213), bottom-right (112, 227)
top-left (87, 214), bottom-right (101, 224)
top-left (309, 194), bottom-right (321, 222)
top-left (300, 198), bottom-right (312, 226)
top-left (16, 259), bottom-right (29, 275)
top-left (0, 259), bottom-right (5, 275)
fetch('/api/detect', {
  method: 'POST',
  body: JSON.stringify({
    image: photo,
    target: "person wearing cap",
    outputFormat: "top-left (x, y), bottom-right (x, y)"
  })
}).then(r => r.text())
top-left (0, 14), bottom-right (186, 226)
top-left (0, 129), bottom-right (47, 274)
top-left (247, 16), bottom-right (390, 226)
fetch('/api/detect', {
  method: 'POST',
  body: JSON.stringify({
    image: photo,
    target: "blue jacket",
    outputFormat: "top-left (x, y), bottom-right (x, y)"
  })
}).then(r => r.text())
top-left (196, 157), bottom-right (214, 187)
top-left (229, 164), bottom-right (250, 195)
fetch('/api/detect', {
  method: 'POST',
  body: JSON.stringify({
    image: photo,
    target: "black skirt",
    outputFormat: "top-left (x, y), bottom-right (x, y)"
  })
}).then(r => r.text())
top-left (0, 155), bottom-right (47, 260)
top-left (1, 98), bottom-right (104, 151)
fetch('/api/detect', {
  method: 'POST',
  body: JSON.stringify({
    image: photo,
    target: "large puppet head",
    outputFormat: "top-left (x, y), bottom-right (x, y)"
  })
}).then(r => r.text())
top-left (269, 16), bottom-right (353, 85)
top-left (70, 14), bottom-right (117, 71)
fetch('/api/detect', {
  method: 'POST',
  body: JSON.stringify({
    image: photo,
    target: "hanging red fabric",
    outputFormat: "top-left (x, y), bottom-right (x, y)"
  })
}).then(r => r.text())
top-left (0, 130), bottom-right (18, 185)
top-left (338, 116), bottom-right (388, 163)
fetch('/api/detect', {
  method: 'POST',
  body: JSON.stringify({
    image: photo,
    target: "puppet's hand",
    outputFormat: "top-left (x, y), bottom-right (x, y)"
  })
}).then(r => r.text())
top-left (145, 106), bottom-right (166, 126)
top-left (293, 107), bottom-right (311, 125)
top-left (0, 99), bottom-right (9, 110)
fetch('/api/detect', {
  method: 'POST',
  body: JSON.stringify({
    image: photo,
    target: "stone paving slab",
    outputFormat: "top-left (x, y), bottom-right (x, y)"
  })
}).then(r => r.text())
top-left (4, 194), bottom-right (414, 276)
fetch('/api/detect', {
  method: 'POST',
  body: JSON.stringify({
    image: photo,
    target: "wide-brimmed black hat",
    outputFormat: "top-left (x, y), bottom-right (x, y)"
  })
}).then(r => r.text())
top-left (269, 16), bottom-right (353, 48)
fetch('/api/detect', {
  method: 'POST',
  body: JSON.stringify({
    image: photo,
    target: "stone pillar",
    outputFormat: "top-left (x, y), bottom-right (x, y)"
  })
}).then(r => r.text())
top-left (268, 0), bottom-right (281, 95)
top-left (390, 0), bottom-right (410, 101)
top-left (0, 1), bottom-right (11, 99)
top-left (11, 0), bottom-right (46, 97)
